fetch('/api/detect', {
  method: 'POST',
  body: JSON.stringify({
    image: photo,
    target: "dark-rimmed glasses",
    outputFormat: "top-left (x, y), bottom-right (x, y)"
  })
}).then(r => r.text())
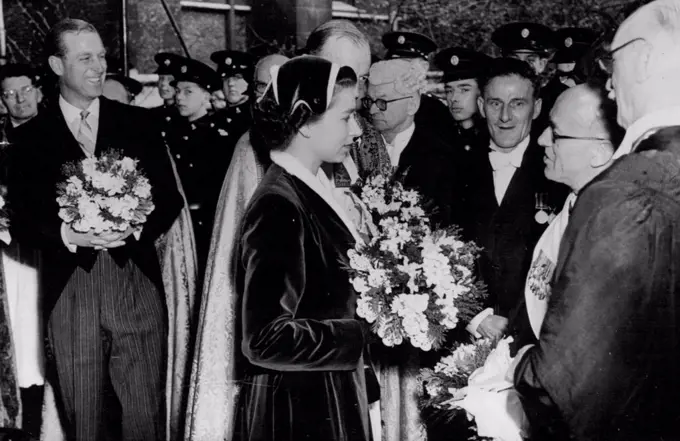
top-left (2, 85), bottom-right (35, 101)
top-left (361, 95), bottom-right (410, 111)
top-left (597, 37), bottom-right (646, 76)
top-left (547, 126), bottom-right (608, 143)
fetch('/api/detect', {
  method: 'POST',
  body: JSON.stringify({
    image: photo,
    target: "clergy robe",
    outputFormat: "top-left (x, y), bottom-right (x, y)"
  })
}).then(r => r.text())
top-left (233, 163), bottom-right (370, 441)
top-left (515, 126), bottom-right (680, 441)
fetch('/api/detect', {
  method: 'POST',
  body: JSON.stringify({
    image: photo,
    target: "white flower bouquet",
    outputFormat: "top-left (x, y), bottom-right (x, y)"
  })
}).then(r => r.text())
top-left (347, 175), bottom-right (486, 351)
top-left (0, 190), bottom-right (9, 232)
top-left (56, 150), bottom-right (154, 234)
top-left (421, 337), bottom-right (529, 441)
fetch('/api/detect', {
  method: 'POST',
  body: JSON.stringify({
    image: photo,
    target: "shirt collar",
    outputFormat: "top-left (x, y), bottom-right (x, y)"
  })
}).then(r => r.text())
top-left (489, 134), bottom-right (531, 168)
top-left (58, 95), bottom-right (100, 125)
top-left (270, 150), bottom-right (363, 245)
top-left (383, 123), bottom-right (415, 148)
top-left (613, 106), bottom-right (680, 160)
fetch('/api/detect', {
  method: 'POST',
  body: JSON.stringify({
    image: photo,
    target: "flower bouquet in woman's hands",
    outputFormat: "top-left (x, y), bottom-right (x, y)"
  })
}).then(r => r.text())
top-left (56, 150), bottom-right (154, 235)
top-left (347, 174), bottom-right (487, 351)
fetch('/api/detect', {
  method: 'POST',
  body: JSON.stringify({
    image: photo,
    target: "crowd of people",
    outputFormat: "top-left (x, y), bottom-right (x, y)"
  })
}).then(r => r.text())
top-left (0, 0), bottom-right (679, 440)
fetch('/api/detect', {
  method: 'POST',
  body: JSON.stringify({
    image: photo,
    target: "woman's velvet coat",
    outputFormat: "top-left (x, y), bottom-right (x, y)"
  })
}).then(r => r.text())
top-left (233, 164), bottom-right (370, 441)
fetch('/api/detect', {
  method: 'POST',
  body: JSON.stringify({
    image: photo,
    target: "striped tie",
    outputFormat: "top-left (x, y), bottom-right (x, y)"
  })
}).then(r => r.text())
top-left (76, 110), bottom-right (95, 155)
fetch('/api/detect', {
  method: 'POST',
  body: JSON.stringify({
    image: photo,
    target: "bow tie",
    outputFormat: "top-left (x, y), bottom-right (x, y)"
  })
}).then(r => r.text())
top-left (489, 150), bottom-right (520, 171)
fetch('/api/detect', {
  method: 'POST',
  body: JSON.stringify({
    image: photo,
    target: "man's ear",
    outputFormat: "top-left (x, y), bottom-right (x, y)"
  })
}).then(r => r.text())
top-left (637, 41), bottom-right (655, 83)
top-left (477, 96), bottom-right (487, 119)
top-left (536, 57), bottom-right (549, 75)
top-left (406, 94), bottom-right (421, 116)
top-left (591, 142), bottom-right (614, 168)
top-left (36, 87), bottom-right (44, 104)
top-left (48, 55), bottom-right (64, 77)
top-left (532, 97), bottom-right (543, 121)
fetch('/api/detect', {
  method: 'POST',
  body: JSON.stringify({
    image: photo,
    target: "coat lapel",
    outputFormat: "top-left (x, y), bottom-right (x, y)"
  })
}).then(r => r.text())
top-left (44, 99), bottom-right (87, 164)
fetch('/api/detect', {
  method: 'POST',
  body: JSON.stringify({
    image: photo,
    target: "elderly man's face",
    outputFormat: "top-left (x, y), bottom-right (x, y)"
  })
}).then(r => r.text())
top-left (366, 82), bottom-right (412, 135)
top-left (509, 51), bottom-right (549, 75)
top-left (479, 74), bottom-right (541, 149)
top-left (319, 36), bottom-right (371, 106)
top-left (607, 20), bottom-right (647, 129)
top-left (1, 75), bottom-right (42, 124)
top-left (539, 86), bottom-right (612, 190)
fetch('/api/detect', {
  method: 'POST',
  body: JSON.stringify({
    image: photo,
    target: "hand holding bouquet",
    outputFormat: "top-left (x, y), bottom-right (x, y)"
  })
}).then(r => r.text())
top-left (56, 150), bottom-right (154, 237)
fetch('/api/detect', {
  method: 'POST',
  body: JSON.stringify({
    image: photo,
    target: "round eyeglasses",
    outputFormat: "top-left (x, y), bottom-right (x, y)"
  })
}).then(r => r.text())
top-left (361, 95), bottom-right (410, 111)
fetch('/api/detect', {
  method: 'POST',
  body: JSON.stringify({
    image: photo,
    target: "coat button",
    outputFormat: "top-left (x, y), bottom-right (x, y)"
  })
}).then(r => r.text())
top-left (183, 135), bottom-right (188, 140)
top-left (464, 145), bottom-right (470, 151)
top-left (176, 154), bottom-right (181, 159)
top-left (189, 163), bottom-right (194, 168)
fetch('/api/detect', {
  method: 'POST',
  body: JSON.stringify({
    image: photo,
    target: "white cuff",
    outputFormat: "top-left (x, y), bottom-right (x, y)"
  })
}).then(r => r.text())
top-left (466, 308), bottom-right (494, 338)
top-left (0, 229), bottom-right (11, 246)
top-left (133, 229), bottom-right (142, 240)
top-left (60, 223), bottom-right (77, 253)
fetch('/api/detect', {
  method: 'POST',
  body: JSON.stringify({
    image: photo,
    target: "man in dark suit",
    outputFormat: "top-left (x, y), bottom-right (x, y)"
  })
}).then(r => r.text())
top-left (512, 1), bottom-right (680, 439)
top-left (6, 19), bottom-right (182, 441)
top-left (460, 57), bottom-right (568, 342)
top-left (365, 53), bottom-right (457, 226)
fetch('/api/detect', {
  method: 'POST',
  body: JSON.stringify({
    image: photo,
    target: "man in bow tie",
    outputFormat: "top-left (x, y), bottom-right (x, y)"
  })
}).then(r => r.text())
top-left (512, 1), bottom-right (680, 439)
top-left (459, 57), bottom-right (568, 341)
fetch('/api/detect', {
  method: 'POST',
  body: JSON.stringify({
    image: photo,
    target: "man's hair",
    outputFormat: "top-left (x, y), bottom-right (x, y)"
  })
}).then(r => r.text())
top-left (44, 18), bottom-right (98, 59)
top-left (0, 64), bottom-right (36, 87)
top-left (304, 20), bottom-right (369, 56)
top-left (479, 57), bottom-right (542, 99)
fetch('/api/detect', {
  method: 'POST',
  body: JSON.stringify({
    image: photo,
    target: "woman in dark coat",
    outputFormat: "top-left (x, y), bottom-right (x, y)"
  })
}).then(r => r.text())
top-left (232, 56), bottom-right (371, 441)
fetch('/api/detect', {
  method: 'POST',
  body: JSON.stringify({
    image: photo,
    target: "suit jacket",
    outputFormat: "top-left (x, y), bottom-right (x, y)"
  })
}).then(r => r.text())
top-left (459, 136), bottom-right (568, 318)
top-left (7, 96), bottom-right (183, 316)
top-left (395, 122), bottom-right (459, 227)
top-left (515, 126), bottom-right (680, 441)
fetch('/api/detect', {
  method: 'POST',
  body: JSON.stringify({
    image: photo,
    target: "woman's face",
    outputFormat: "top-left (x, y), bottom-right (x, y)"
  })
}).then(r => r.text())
top-left (307, 86), bottom-right (361, 164)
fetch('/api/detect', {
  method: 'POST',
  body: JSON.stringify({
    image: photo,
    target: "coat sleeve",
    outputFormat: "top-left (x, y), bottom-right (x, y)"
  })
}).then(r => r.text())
top-left (513, 186), bottom-right (674, 439)
top-left (239, 193), bottom-right (366, 372)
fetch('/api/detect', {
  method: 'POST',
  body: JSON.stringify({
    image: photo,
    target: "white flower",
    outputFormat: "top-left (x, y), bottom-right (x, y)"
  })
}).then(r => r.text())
top-left (376, 319), bottom-right (404, 347)
top-left (58, 207), bottom-right (75, 223)
top-left (357, 297), bottom-right (378, 323)
top-left (367, 267), bottom-right (387, 288)
top-left (397, 259), bottom-right (421, 293)
top-left (81, 157), bottom-right (97, 178)
top-left (348, 249), bottom-right (372, 272)
top-left (133, 178), bottom-right (152, 199)
top-left (106, 194), bottom-right (139, 219)
top-left (90, 170), bottom-right (126, 195)
top-left (65, 176), bottom-right (84, 196)
top-left (391, 293), bottom-right (429, 316)
top-left (352, 276), bottom-right (370, 294)
top-left (119, 157), bottom-right (137, 173)
top-left (426, 382), bottom-right (442, 397)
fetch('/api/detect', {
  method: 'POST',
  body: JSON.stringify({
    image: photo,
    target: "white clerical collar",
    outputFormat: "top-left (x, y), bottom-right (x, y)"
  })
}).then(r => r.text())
top-left (489, 135), bottom-right (531, 168)
top-left (613, 106), bottom-right (680, 160)
top-left (59, 95), bottom-right (100, 127)
top-left (270, 150), bottom-right (363, 245)
top-left (382, 123), bottom-right (416, 166)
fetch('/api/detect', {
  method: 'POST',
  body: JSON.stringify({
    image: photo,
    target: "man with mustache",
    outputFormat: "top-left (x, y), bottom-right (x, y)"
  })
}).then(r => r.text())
top-left (460, 57), bottom-right (568, 342)
top-left (6, 19), bottom-right (183, 440)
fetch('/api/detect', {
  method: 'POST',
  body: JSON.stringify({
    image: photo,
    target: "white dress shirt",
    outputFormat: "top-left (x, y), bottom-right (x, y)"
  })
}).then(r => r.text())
top-left (59, 95), bottom-right (100, 152)
top-left (612, 106), bottom-right (680, 160)
top-left (382, 123), bottom-right (416, 167)
top-left (488, 136), bottom-right (531, 205)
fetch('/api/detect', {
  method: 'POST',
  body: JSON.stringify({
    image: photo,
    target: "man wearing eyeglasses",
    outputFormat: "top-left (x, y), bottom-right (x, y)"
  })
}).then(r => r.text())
top-left (0, 64), bottom-right (43, 132)
top-left (511, 1), bottom-right (680, 439)
top-left (460, 57), bottom-right (568, 342)
top-left (366, 56), bottom-right (456, 226)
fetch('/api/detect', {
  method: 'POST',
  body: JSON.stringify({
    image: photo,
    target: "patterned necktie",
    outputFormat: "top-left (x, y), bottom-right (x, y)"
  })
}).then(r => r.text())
top-left (76, 109), bottom-right (95, 155)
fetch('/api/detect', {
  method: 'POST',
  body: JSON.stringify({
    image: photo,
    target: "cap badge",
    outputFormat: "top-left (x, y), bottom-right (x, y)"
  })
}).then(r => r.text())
top-left (164, 59), bottom-right (171, 66)
top-left (565, 37), bottom-right (573, 48)
top-left (450, 55), bottom-right (459, 66)
top-left (397, 35), bottom-right (405, 44)
top-left (521, 28), bottom-right (530, 38)
top-left (225, 57), bottom-right (232, 65)
top-left (180, 65), bottom-right (187, 73)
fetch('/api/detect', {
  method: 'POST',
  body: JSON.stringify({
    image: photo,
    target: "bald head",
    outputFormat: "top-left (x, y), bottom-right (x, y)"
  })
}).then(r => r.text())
top-left (610, 0), bottom-right (680, 128)
top-left (254, 54), bottom-right (289, 99)
top-left (540, 84), bottom-right (616, 191)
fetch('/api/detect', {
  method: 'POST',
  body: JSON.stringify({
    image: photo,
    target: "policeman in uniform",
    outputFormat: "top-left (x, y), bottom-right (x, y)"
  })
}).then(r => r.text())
top-left (433, 47), bottom-right (491, 155)
top-left (552, 27), bottom-right (597, 88)
top-left (381, 31), bottom-right (453, 143)
top-left (164, 57), bottom-right (230, 270)
top-left (151, 52), bottom-right (183, 131)
top-left (492, 22), bottom-right (563, 134)
top-left (209, 50), bottom-right (254, 146)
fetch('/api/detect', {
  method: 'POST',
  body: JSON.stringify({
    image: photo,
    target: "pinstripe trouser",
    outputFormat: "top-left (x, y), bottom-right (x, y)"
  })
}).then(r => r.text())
top-left (47, 252), bottom-right (167, 441)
